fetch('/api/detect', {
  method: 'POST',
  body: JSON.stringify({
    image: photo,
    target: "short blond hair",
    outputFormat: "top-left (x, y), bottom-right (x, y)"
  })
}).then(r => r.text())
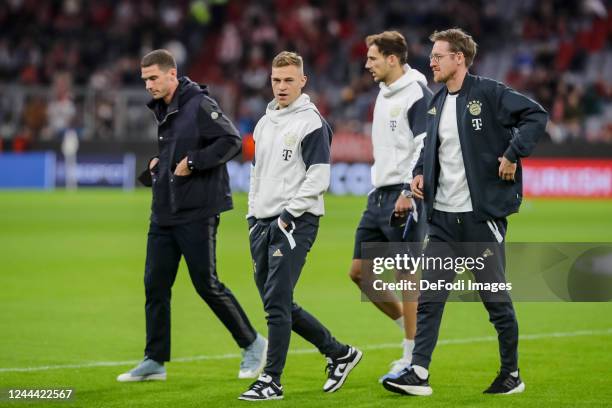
top-left (271, 51), bottom-right (303, 71)
top-left (429, 28), bottom-right (478, 68)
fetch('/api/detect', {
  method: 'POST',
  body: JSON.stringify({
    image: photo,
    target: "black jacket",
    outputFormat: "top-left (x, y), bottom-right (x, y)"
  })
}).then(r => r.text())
top-left (138, 77), bottom-right (241, 226)
top-left (413, 73), bottom-right (548, 222)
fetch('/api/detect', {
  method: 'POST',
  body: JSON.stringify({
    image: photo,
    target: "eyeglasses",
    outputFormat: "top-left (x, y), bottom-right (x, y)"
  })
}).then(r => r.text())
top-left (429, 52), bottom-right (457, 63)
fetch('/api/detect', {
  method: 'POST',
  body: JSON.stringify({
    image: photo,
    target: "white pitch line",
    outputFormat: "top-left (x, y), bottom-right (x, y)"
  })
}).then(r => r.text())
top-left (1, 328), bottom-right (610, 373)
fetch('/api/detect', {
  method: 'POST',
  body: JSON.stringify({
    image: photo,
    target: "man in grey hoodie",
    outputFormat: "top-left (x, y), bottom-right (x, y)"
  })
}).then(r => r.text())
top-left (239, 51), bottom-right (362, 401)
top-left (349, 31), bottom-right (432, 381)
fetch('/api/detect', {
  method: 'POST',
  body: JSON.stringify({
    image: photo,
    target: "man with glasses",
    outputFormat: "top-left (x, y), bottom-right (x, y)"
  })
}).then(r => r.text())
top-left (382, 28), bottom-right (548, 396)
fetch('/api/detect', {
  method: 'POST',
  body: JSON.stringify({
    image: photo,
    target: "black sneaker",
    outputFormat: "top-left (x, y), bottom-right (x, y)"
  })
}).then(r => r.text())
top-left (382, 367), bottom-right (433, 396)
top-left (238, 373), bottom-right (283, 401)
top-left (483, 370), bottom-right (525, 394)
top-left (323, 346), bottom-right (363, 392)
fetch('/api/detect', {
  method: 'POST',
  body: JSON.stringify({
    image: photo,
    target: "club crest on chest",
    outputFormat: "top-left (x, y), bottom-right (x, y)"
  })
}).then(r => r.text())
top-left (282, 132), bottom-right (297, 161)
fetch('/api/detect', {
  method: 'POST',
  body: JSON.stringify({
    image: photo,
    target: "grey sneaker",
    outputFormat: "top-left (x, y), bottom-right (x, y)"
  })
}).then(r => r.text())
top-left (239, 334), bottom-right (268, 379)
top-left (117, 357), bottom-right (166, 382)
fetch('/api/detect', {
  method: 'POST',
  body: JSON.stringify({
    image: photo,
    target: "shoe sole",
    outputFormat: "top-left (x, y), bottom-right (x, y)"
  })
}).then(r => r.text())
top-left (383, 381), bottom-right (433, 396)
top-left (484, 380), bottom-right (526, 395)
top-left (238, 339), bottom-right (269, 379)
top-left (238, 395), bottom-right (284, 401)
top-left (502, 381), bottom-right (525, 395)
top-left (117, 373), bottom-right (167, 382)
top-left (324, 349), bottom-right (363, 393)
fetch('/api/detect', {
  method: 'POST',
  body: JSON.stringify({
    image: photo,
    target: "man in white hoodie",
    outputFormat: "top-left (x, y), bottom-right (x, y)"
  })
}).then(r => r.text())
top-left (348, 31), bottom-right (432, 381)
top-left (239, 51), bottom-right (362, 402)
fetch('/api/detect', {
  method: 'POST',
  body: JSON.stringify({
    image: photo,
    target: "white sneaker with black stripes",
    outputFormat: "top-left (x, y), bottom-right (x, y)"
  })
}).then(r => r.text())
top-left (322, 346), bottom-right (363, 393)
top-left (238, 373), bottom-right (283, 401)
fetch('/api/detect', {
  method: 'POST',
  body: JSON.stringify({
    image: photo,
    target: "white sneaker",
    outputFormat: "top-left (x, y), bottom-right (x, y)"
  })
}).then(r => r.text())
top-left (238, 334), bottom-right (268, 379)
top-left (238, 373), bottom-right (283, 401)
top-left (323, 346), bottom-right (363, 392)
top-left (378, 358), bottom-right (411, 383)
top-left (117, 357), bottom-right (166, 382)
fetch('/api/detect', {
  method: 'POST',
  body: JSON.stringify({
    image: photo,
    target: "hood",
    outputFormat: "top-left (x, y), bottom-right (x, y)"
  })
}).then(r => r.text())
top-left (265, 93), bottom-right (320, 124)
top-left (176, 76), bottom-right (208, 105)
top-left (380, 65), bottom-right (428, 98)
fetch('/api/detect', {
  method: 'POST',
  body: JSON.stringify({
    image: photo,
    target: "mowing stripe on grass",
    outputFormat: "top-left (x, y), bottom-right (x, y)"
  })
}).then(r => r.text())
top-left (1, 328), bottom-right (610, 373)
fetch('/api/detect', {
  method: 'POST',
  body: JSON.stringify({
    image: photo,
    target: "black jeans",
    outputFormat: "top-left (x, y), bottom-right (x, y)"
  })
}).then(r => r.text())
top-left (144, 216), bottom-right (257, 362)
top-left (412, 210), bottom-right (519, 374)
top-left (249, 214), bottom-right (345, 381)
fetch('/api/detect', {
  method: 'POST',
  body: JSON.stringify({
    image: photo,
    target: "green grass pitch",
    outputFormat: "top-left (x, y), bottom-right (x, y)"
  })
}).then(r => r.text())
top-left (0, 191), bottom-right (611, 407)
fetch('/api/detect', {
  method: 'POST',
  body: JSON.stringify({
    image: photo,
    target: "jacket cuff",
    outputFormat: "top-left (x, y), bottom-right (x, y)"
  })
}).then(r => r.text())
top-left (280, 209), bottom-right (296, 224)
top-left (412, 166), bottom-right (423, 178)
top-left (503, 146), bottom-right (518, 163)
top-left (401, 183), bottom-right (411, 191)
top-left (186, 152), bottom-right (197, 171)
top-left (247, 216), bottom-right (256, 229)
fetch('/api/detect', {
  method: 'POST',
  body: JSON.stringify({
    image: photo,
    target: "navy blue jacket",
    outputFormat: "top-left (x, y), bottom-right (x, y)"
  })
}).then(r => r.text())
top-left (138, 77), bottom-right (241, 226)
top-left (413, 73), bottom-right (548, 221)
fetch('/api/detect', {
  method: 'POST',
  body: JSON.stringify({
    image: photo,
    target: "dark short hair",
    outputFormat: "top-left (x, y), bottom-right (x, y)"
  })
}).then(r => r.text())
top-left (365, 31), bottom-right (408, 64)
top-left (141, 49), bottom-right (177, 71)
top-left (429, 28), bottom-right (478, 67)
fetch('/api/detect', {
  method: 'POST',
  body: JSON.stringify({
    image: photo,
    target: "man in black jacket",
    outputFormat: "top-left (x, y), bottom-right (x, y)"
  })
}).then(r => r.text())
top-left (117, 49), bottom-right (267, 382)
top-left (383, 29), bottom-right (548, 396)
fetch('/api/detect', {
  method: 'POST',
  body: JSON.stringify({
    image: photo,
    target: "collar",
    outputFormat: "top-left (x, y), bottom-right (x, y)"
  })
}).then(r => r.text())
top-left (146, 84), bottom-right (180, 125)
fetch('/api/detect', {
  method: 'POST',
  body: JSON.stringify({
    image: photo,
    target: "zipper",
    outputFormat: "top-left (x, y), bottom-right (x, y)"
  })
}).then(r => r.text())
top-left (158, 109), bottom-right (179, 126)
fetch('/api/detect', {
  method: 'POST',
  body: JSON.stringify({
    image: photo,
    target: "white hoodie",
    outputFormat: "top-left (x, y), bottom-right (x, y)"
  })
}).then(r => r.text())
top-left (371, 65), bottom-right (431, 188)
top-left (248, 93), bottom-right (331, 221)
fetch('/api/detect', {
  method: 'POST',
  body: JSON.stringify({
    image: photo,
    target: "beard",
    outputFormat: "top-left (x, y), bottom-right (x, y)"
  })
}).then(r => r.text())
top-left (434, 67), bottom-right (455, 84)
top-left (433, 70), bottom-right (452, 83)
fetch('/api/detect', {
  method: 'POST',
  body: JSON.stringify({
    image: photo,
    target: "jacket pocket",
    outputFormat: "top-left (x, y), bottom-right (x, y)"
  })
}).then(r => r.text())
top-left (271, 218), bottom-right (297, 250)
top-left (151, 173), bottom-right (165, 213)
top-left (483, 178), bottom-right (521, 215)
top-left (171, 174), bottom-right (206, 212)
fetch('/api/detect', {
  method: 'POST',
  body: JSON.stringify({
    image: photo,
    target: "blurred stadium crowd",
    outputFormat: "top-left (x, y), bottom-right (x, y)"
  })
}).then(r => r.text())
top-left (0, 0), bottom-right (611, 152)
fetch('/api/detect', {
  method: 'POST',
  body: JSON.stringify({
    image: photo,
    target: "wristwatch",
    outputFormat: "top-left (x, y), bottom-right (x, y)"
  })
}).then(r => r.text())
top-left (400, 189), bottom-right (412, 198)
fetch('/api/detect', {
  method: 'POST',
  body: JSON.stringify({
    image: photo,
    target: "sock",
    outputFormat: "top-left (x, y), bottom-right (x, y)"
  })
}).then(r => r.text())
top-left (394, 316), bottom-right (405, 331)
top-left (412, 365), bottom-right (428, 379)
top-left (402, 338), bottom-right (415, 361)
top-left (510, 370), bottom-right (519, 378)
top-left (264, 372), bottom-right (281, 385)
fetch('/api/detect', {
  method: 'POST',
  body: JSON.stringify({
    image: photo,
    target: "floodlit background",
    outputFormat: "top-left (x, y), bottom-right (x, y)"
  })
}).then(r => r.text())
top-left (0, 1), bottom-right (611, 407)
